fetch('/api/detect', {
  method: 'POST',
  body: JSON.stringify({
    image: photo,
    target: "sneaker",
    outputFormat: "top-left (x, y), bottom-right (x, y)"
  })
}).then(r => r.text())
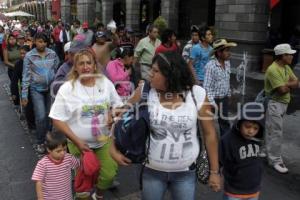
top-left (107, 180), bottom-right (120, 190)
top-left (273, 163), bottom-right (289, 174)
top-left (36, 144), bottom-right (46, 154)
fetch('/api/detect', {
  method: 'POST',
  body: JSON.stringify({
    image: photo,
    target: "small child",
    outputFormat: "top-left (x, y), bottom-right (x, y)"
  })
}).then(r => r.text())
top-left (220, 102), bottom-right (265, 200)
top-left (32, 131), bottom-right (80, 200)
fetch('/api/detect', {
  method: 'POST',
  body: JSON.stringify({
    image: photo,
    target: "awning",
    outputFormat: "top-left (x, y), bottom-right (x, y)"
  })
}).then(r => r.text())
top-left (4, 11), bottom-right (35, 17)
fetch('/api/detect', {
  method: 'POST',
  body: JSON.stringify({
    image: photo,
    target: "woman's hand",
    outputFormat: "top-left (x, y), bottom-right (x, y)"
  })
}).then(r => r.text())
top-left (106, 111), bottom-right (114, 130)
top-left (109, 142), bottom-right (132, 166)
top-left (127, 80), bottom-right (144, 104)
top-left (208, 173), bottom-right (221, 192)
top-left (21, 99), bottom-right (28, 107)
top-left (112, 151), bottom-right (132, 166)
top-left (75, 139), bottom-right (91, 152)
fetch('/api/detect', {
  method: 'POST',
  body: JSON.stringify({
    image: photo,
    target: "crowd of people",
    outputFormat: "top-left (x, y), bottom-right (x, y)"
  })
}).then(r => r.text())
top-left (0, 18), bottom-right (299, 200)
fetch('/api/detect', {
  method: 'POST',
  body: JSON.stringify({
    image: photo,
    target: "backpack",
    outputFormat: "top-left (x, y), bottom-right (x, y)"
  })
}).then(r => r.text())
top-left (114, 81), bottom-right (151, 163)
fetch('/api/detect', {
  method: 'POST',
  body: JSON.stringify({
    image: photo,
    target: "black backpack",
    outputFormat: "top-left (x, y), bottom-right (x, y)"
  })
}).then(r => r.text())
top-left (114, 82), bottom-right (151, 163)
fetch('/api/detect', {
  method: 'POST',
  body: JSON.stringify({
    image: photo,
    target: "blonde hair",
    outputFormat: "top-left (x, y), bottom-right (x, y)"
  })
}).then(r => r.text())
top-left (68, 49), bottom-right (99, 86)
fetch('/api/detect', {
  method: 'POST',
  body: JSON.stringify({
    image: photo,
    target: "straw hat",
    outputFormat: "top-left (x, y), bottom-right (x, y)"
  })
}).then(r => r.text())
top-left (210, 39), bottom-right (237, 55)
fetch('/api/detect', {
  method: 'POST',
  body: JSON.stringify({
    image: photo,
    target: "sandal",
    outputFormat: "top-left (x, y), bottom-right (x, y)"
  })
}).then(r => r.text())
top-left (91, 192), bottom-right (104, 200)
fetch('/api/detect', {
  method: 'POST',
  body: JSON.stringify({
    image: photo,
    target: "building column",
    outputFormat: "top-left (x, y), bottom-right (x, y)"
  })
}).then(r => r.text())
top-left (215, 0), bottom-right (269, 72)
top-left (36, 2), bottom-right (40, 21)
top-left (102, 0), bottom-right (114, 25)
top-left (34, 3), bottom-right (38, 20)
top-left (126, 0), bottom-right (140, 30)
top-left (161, 0), bottom-right (179, 32)
top-left (61, 0), bottom-right (71, 23)
top-left (77, 0), bottom-right (96, 24)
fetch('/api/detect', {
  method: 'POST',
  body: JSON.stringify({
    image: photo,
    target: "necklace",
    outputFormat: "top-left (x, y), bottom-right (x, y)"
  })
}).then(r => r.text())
top-left (81, 83), bottom-right (96, 109)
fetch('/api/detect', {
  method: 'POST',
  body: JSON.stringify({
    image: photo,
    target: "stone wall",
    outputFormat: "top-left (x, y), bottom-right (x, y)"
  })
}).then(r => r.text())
top-left (215, 0), bottom-right (269, 71)
top-left (76, 0), bottom-right (96, 24)
top-left (161, 0), bottom-right (179, 32)
top-left (126, 0), bottom-right (140, 31)
top-left (61, 0), bottom-right (71, 23)
top-left (102, 0), bottom-right (114, 25)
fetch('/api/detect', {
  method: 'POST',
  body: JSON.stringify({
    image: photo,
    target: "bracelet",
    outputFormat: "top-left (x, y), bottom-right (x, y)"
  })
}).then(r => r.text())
top-left (210, 170), bottom-right (220, 175)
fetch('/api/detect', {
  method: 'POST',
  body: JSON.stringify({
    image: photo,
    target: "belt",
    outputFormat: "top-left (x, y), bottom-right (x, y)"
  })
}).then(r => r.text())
top-left (214, 96), bottom-right (227, 99)
top-left (141, 63), bottom-right (152, 67)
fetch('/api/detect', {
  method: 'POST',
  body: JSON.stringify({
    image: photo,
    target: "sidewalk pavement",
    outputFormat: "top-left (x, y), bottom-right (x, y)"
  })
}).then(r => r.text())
top-left (0, 65), bottom-right (37, 200)
top-left (0, 63), bottom-right (299, 200)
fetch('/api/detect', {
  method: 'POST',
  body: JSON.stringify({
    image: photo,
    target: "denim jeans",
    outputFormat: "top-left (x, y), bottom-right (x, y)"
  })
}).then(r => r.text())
top-left (30, 89), bottom-right (51, 144)
top-left (214, 97), bottom-right (231, 136)
top-left (223, 193), bottom-right (259, 200)
top-left (142, 167), bottom-right (196, 200)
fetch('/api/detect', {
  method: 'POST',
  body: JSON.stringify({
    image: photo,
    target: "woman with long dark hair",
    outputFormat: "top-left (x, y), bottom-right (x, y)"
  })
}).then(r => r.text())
top-left (110, 51), bottom-right (221, 200)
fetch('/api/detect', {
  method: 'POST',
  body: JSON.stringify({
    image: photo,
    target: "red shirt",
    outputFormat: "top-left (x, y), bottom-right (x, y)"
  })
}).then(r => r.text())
top-left (52, 26), bottom-right (62, 42)
top-left (155, 43), bottom-right (178, 54)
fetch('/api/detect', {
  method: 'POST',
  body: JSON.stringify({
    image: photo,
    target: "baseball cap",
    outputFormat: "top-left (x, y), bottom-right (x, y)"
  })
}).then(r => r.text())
top-left (82, 21), bottom-right (89, 29)
top-left (95, 31), bottom-right (106, 38)
top-left (274, 44), bottom-right (296, 55)
top-left (68, 34), bottom-right (89, 53)
top-left (64, 41), bottom-right (71, 52)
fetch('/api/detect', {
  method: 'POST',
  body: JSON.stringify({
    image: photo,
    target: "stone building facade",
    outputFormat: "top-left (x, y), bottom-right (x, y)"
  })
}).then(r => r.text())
top-left (214, 0), bottom-right (270, 71)
top-left (8, 0), bottom-right (300, 71)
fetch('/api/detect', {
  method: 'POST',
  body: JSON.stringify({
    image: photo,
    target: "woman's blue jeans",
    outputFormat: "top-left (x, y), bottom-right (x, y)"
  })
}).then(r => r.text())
top-left (142, 167), bottom-right (196, 200)
top-left (30, 89), bottom-right (51, 144)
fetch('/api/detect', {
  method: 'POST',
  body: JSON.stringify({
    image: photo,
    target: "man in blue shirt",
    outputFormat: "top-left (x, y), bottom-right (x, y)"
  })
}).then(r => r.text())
top-left (189, 26), bottom-right (213, 85)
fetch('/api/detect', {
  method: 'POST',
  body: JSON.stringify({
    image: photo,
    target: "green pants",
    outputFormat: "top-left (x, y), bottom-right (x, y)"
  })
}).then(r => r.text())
top-left (68, 140), bottom-right (118, 190)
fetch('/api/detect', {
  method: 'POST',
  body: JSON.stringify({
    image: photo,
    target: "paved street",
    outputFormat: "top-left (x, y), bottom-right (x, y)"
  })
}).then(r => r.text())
top-left (0, 62), bottom-right (299, 200)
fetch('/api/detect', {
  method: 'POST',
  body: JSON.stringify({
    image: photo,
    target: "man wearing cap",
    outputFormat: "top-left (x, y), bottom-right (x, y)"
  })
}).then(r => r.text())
top-left (80, 21), bottom-right (94, 46)
top-left (92, 31), bottom-right (119, 70)
top-left (51, 34), bottom-right (89, 96)
top-left (204, 39), bottom-right (237, 136)
top-left (264, 43), bottom-right (300, 173)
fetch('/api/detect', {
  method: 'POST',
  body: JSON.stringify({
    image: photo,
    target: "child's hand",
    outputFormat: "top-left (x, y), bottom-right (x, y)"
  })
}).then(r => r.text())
top-left (208, 174), bottom-right (221, 192)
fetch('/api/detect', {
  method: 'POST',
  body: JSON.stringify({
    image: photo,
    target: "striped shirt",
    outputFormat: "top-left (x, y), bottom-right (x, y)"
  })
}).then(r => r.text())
top-left (203, 58), bottom-right (231, 104)
top-left (32, 153), bottom-right (80, 200)
top-left (182, 40), bottom-right (193, 63)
